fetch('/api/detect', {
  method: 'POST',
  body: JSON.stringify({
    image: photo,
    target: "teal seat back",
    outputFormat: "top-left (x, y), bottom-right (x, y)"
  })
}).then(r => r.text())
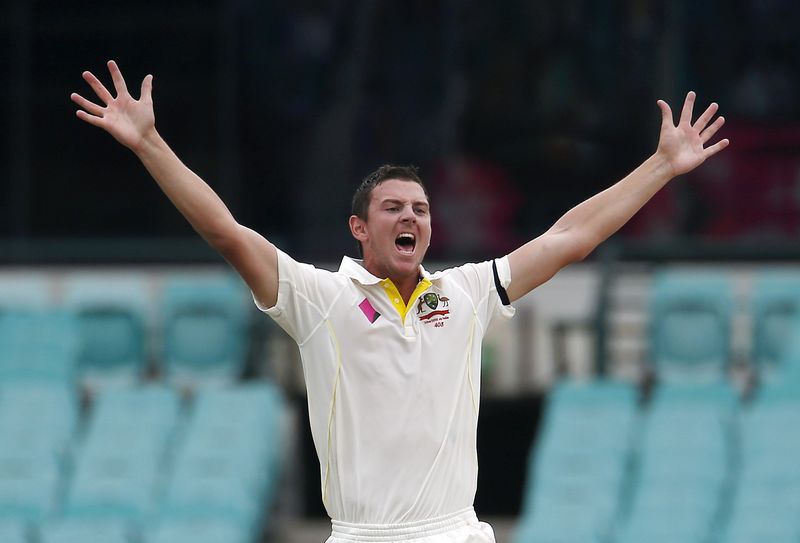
top-left (648, 273), bottom-right (732, 383)
top-left (751, 273), bottom-right (800, 379)
top-left (40, 519), bottom-right (131, 543)
top-left (63, 275), bottom-right (149, 386)
top-left (161, 275), bottom-right (249, 386)
top-left (0, 311), bottom-right (79, 385)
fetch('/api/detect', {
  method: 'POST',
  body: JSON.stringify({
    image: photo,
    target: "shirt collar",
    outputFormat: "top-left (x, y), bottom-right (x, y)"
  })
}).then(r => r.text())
top-left (338, 256), bottom-right (444, 285)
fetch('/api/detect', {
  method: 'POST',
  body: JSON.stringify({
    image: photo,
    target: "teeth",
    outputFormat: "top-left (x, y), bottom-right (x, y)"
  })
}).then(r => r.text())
top-left (397, 233), bottom-right (415, 241)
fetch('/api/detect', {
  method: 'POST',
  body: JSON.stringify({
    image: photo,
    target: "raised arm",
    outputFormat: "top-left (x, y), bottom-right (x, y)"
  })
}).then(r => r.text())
top-left (71, 60), bottom-right (278, 307)
top-left (505, 91), bottom-right (729, 302)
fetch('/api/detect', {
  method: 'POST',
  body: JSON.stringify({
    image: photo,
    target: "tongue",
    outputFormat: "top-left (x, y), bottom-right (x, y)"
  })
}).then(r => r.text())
top-left (396, 242), bottom-right (414, 253)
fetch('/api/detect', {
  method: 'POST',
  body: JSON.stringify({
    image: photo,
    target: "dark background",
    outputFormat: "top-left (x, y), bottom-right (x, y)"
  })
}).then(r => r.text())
top-left (4, 0), bottom-right (800, 266)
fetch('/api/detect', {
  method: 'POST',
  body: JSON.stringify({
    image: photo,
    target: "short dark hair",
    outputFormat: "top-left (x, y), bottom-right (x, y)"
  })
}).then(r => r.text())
top-left (351, 164), bottom-right (429, 257)
top-left (351, 164), bottom-right (428, 220)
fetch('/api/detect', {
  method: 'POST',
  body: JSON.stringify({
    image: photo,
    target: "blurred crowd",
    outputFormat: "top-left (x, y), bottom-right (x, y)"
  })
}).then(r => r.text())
top-left (3, 0), bottom-right (800, 261)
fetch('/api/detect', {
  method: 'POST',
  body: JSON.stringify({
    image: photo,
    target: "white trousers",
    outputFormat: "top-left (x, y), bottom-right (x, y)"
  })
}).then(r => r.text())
top-left (325, 507), bottom-right (496, 543)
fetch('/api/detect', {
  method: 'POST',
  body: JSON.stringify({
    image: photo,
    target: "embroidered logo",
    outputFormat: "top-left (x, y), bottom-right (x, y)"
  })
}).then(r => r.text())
top-left (358, 298), bottom-right (381, 323)
top-left (416, 292), bottom-right (450, 326)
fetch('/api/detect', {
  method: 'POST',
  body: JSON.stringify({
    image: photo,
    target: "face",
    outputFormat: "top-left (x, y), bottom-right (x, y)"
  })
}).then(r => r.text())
top-left (349, 179), bottom-right (432, 282)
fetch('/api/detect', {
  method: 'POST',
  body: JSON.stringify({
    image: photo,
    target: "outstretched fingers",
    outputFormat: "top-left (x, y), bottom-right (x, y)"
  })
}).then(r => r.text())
top-left (107, 60), bottom-right (129, 98)
top-left (679, 91), bottom-right (696, 126)
top-left (693, 101), bottom-right (719, 133)
top-left (70, 92), bottom-right (104, 117)
top-left (657, 100), bottom-right (674, 127)
top-left (82, 70), bottom-right (113, 105)
top-left (701, 116), bottom-right (726, 144)
top-left (703, 138), bottom-right (730, 158)
top-left (140, 74), bottom-right (153, 103)
top-left (75, 109), bottom-right (105, 129)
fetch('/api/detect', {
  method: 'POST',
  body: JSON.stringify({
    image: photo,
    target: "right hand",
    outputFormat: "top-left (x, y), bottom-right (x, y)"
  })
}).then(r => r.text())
top-left (71, 60), bottom-right (155, 152)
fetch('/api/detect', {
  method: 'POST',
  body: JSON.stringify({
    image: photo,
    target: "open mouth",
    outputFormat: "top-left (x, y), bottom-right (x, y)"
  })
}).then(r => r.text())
top-left (395, 233), bottom-right (416, 254)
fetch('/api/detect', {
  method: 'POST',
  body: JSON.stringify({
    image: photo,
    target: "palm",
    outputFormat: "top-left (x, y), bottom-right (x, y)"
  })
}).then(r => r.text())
top-left (656, 92), bottom-right (729, 177)
top-left (71, 60), bottom-right (155, 151)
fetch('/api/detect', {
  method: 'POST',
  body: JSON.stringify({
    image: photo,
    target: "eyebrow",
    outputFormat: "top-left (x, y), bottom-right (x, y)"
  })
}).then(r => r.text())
top-left (381, 198), bottom-right (429, 209)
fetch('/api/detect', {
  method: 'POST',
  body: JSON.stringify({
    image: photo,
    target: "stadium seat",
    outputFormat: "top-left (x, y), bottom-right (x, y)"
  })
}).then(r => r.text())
top-left (722, 508), bottom-right (800, 543)
top-left (64, 386), bottom-right (182, 524)
top-left (648, 272), bottom-right (733, 383)
top-left (0, 452), bottom-right (60, 522)
top-left (160, 274), bottom-right (251, 386)
top-left (62, 274), bottom-right (150, 387)
top-left (516, 380), bottom-right (638, 543)
top-left (158, 383), bottom-right (286, 537)
top-left (145, 518), bottom-right (250, 543)
top-left (616, 383), bottom-right (737, 543)
top-left (0, 384), bottom-right (77, 455)
top-left (614, 505), bottom-right (713, 543)
top-left (86, 385), bottom-right (181, 445)
top-left (39, 518), bottom-right (132, 543)
top-left (751, 274), bottom-right (800, 376)
top-left (0, 311), bottom-right (79, 385)
top-left (0, 519), bottom-right (28, 543)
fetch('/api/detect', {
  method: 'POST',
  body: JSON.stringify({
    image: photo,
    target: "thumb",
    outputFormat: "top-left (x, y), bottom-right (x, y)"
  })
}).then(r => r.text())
top-left (657, 99), bottom-right (674, 127)
top-left (140, 74), bottom-right (153, 102)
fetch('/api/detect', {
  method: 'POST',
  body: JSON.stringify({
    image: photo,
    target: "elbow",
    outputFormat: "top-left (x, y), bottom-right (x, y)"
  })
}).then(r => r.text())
top-left (551, 228), bottom-right (598, 265)
top-left (203, 220), bottom-right (243, 254)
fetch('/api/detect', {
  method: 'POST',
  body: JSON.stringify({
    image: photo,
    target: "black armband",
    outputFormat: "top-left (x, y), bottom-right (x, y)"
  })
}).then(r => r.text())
top-left (492, 259), bottom-right (511, 306)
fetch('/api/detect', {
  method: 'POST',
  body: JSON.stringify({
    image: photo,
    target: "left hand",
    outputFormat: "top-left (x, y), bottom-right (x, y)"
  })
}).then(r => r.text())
top-left (656, 91), bottom-right (729, 177)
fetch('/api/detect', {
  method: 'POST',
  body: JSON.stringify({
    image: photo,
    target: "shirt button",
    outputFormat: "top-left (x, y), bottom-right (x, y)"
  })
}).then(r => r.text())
top-left (394, 298), bottom-right (400, 303)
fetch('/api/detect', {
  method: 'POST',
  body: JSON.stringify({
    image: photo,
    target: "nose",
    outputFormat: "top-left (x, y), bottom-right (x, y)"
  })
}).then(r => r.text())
top-left (400, 205), bottom-right (416, 223)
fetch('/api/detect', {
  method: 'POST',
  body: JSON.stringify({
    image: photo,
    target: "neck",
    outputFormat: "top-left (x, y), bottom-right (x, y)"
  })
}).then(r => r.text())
top-left (390, 275), bottom-right (421, 304)
top-left (361, 257), bottom-right (420, 304)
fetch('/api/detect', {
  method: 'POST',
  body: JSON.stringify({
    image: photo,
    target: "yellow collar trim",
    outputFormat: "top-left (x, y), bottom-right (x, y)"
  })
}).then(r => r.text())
top-left (380, 278), bottom-right (433, 323)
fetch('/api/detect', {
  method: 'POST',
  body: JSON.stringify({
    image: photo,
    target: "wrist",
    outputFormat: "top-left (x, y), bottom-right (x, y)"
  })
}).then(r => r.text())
top-left (132, 126), bottom-right (162, 157)
top-left (649, 151), bottom-right (677, 181)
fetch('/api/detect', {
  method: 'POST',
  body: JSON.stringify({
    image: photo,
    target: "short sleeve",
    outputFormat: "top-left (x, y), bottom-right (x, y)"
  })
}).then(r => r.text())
top-left (446, 257), bottom-right (515, 329)
top-left (251, 248), bottom-right (340, 343)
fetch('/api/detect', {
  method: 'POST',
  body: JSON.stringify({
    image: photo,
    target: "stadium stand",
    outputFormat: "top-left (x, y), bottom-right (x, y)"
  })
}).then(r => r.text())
top-left (514, 380), bottom-right (638, 543)
top-left (62, 274), bottom-right (150, 388)
top-left (159, 274), bottom-right (251, 387)
top-left (647, 272), bottom-right (733, 384)
top-left (0, 519), bottom-right (29, 543)
top-left (750, 273), bottom-right (800, 383)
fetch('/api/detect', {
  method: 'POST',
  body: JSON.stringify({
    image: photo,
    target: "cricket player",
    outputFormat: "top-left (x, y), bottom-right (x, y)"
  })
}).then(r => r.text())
top-left (72, 60), bottom-right (728, 542)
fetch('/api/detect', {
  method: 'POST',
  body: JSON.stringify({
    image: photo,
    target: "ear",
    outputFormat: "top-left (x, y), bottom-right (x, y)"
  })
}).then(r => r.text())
top-left (349, 215), bottom-right (368, 243)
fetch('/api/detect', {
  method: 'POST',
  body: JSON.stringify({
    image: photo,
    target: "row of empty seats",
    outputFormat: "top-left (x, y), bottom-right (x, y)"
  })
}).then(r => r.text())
top-left (0, 272), bottom-right (256, 388)
top-left (517, 268), bottom-right (800, 543)
top-left (0, 382), bottom-right (285, 543)
top-left (648, 271), bottom-right (800, 384)
top-left (515, 378), bottom-right (800, 543)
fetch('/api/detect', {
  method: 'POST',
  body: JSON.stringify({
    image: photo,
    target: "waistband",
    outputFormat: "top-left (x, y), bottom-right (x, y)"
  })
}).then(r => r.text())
top-left (330, 507), bottom-right (478, 541)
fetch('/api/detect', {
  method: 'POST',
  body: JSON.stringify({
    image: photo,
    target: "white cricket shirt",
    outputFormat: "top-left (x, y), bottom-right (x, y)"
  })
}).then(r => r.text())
top-left (254, 249), bottom-right (515, 524)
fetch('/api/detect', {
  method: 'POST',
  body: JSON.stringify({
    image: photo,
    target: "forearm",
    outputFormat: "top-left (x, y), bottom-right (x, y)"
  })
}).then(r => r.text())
top-left (550, 152), bottom-right (674, 255)
top-left (134, 129), bottom-right (237, 247)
